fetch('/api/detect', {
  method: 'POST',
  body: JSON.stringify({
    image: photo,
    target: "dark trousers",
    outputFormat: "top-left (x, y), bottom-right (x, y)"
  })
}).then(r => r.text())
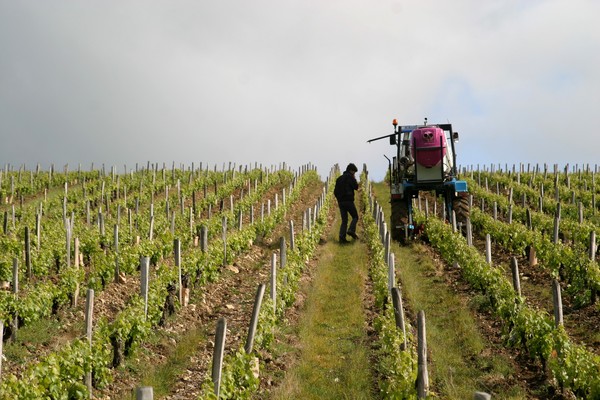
top-left (338, 200), bottom-right (358, 240)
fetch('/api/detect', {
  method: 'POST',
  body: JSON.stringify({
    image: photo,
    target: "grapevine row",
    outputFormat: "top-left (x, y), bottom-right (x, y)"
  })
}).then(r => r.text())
top-left (0, 165), bottom-right (310, 397)
top-left (415, 207), bottom-right (600, 397)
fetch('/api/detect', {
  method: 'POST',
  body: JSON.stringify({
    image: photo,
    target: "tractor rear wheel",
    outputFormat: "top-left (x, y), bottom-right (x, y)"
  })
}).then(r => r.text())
top-left (391, 199), bottom-right (410, 243)
top-left (452, 194), bottom-right (470, 231)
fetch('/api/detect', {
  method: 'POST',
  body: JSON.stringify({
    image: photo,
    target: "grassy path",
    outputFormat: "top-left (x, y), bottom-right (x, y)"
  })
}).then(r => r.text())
top-left (271, 204), bottom-right (375, 399)
top-left (270, 180), bottom-right (531, 399)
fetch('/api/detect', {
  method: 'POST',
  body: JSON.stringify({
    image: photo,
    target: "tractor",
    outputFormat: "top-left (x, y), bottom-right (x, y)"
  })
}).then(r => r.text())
top-left (368, 118), bottom-right (469, 242)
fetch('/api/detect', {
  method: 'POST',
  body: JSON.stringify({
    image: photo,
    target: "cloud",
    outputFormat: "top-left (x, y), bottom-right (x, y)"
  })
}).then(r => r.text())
top-left (0, 1), bottom-right (599, 180)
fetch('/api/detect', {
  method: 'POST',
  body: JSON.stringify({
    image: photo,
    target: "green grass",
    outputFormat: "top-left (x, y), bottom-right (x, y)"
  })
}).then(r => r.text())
top-left (135, 327), bottom-right (207, 397)
top-left (373, 182), bottom-right (528, 399)
top-left (3, 316), bottom-right (81, 363)
top-left (271, 213), bottom-right (375, 399)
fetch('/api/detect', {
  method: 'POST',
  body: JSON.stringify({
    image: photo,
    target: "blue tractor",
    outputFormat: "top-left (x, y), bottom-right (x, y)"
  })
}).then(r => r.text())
top-left (368, 118), bottom-right (469, 242)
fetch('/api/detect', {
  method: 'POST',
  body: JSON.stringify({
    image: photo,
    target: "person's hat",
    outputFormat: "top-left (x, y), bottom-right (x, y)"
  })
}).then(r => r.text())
top-left (346, 163), bottom-right (358, 172)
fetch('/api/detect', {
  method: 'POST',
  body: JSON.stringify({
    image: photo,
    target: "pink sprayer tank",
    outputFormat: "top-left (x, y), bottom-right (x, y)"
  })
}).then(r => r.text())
top-left (412, 127), bottom-right (447, 168)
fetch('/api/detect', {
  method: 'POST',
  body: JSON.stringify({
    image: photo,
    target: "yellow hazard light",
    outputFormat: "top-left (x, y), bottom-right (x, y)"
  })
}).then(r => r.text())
top-left (392, 119), bottom-right (398, 126)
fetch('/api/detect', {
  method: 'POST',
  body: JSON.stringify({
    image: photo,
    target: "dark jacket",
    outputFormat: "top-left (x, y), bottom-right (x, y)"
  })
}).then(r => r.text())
top-left (334, 171), bottom-right (358, 202)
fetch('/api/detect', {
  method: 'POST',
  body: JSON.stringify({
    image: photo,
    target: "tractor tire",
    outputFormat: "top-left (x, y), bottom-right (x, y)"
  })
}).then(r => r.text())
top-left (391, 199), bottom-right (410, 243)
top-left (452, 194), bottom-right (470, 230)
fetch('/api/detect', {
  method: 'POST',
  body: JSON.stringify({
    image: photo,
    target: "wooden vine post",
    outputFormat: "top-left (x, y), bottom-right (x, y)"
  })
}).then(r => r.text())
top-left (384, 231), bottom-right (390, 270)
top-left (289, 220), bottom-right (295, 251)
top-left (510, 257), bottom-right (521, 297)
top-left (189, 206), bottom-right (194, 238)
top-left (99, 210), bottom-right (105, 236)
top-left (36, 213), bottom-right (41, 251)
top-left (149, 204), bottom-right (154, 241)
top-left (0, 320), bottom-right (3, 380)
top-left (64, 219), bottom-right (72, 273)
top-left (75, 237), bottom-right (80, 268)
top-left (591, 231), bottom-right (597, 304)
top-left (391, 287), bottom-right (407, 350)
top-left (85, 288), bottom-right (94, 398)
top-left (417, 310), bottom-right (429, 398)
top-left (114, 224), bottom-right (120, 283)
top-left (174, 238), bottom-right (182, 304)
top-left (141, 256), bottom-right (150, 319)
top-left (388, 252), bottom-right (395, 291)
top-left (552, 279), bottom-right (563, 327)
top-left (245, 283), bottom-right (266, 354)
top-left (73, 237), bottom-right (80, 306)
top-left (135, 387), bottom-right (153, 400)
top-left (24, 227), bottom-right (31, 279)
top-left (279, 237), bottom-right (286, 269)
top-left (485, 234), bottom-right (492, 265)
top-left (201, 225), bottom-right (208, 253)
top-left (12, 258), bottom-right (18, 341)
top-left (270, 253), bottom-right (277, 312)
top-left (466, 218), bottom-right (473, 246)
top-left (528, 244), bottom-right (538, 267)
top-left (451, 210), bottom-right (457, 232)
top-left (212, 318), bottom-right (227, 397)
top-left (86, 201), bottom-right (91, 225)
top-left (222, 217), bottom-right (227, 266)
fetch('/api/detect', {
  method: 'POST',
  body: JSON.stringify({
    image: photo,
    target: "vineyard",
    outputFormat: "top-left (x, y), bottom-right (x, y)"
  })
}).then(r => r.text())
top-left (0, 162), bottom-right (599, 399)
top-left (402, 163), bottom-right (600, 399)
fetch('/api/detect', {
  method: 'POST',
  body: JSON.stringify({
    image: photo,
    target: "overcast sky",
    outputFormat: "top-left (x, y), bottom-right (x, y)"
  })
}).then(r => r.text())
top-left (1, 1), bottom-right (599, 180)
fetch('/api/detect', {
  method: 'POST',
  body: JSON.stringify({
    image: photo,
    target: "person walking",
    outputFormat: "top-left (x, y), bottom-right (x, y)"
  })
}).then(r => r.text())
top-left (334, 163), bottom-right (359, 243)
